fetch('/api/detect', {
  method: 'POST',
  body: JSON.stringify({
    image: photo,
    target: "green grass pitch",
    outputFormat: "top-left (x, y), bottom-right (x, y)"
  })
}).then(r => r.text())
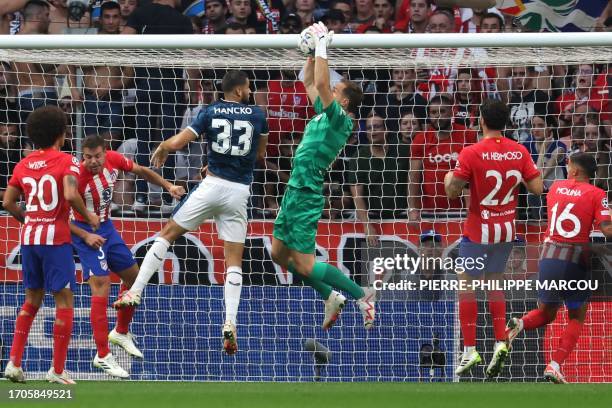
top-left (0, 381), bottom-right (610, 408)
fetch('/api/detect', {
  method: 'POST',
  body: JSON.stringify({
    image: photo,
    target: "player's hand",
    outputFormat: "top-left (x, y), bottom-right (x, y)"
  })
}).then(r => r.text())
top-left (85, 233), bottom-right (105, 250)
top-left (408, 208), bottom-right (420, 223)
top-left (87, 212), bottom-right (100, 232)
top-left (151, 143), bottom-right (169, 168)
top-left (168, 184), bottom-right (186, 200)
top-left (365, 224), bottom-right (380, 247)
top-left (309, 22), bottom-right (331, 46)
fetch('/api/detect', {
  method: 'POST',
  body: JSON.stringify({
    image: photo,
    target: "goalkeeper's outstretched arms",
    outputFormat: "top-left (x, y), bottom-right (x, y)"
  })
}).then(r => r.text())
top-left (310, 22), bottom-right (334, 109)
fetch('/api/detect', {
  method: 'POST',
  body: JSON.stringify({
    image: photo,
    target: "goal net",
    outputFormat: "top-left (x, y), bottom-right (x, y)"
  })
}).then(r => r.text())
top-left (0, 33), bottom-right (611, 382)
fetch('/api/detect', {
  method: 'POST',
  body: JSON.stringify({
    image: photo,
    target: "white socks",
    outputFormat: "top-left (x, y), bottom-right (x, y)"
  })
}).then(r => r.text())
top-left (464, 346), bottom-right (475, 354)
top-left (131, 237), bottom-right (170, 295)
top-left (224, 266), bottom-right (243, 325)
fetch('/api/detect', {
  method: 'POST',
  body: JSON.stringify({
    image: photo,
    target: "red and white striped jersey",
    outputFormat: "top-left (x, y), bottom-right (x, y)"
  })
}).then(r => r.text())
top-left (454, 137), bottom-right (540, 244)
top-left (74, 150), bottom-right (133, 223)
top-left (544, 179), bottom-right (610, 244)
top-left (8, 148), bottom-right (80, 245)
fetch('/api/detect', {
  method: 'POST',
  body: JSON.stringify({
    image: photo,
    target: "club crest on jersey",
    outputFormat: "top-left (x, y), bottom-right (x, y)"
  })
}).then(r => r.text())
top-left (102, 187), bottom-right (112, 203)
top-left (293, 95), bottom-right (302, 105)
top-left (481, 209), bottom-right (490, 220)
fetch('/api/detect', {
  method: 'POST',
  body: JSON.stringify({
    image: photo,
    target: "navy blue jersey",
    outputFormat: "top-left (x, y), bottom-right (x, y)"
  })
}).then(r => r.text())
top-left (188, 100), bottom-right (268, 185)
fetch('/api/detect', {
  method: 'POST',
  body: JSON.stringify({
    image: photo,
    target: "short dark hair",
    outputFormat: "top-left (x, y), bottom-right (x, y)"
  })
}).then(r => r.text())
top-left (26, 106), bottom-right (66, 149)
top-left (82, 135), bottom-right (106, 151)
top-left (569, 152), bottom-right (597, 179)
top-left (322, 9), bottom-right (346, 24)
top-left (101, 1), bottom-right (121, 13)
top-left (222, 70), bottom-right (249, 94)
top-left (331, 0), bottom-right (353, 8)
top-left (428, 94), bottom-right (453, 109)
top-left (481, 12), bottom-right (504, 29)
top-left (480, 98), bottom-right (509, 131)
top-left (23, 0), bottom-right (49, 22)
top-left (340, 80), bottom-right (363, 116)
top-left (217, 22), bottom-right (246, 34)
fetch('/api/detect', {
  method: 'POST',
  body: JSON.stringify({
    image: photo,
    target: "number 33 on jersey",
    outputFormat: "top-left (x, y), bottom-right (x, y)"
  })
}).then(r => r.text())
top-left (187, 100), bottom-right (268, 185)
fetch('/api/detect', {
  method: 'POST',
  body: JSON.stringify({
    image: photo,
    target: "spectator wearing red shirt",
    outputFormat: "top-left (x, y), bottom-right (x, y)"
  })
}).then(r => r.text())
top-left (408, 95), bottom-right (478, 220)
top-left (395, 0), bottom-right (430, 33)
top-left (555, 64), bottom-right (611, 130)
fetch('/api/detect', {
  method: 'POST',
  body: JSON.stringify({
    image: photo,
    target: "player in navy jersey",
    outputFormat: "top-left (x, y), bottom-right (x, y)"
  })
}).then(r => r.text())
top-left (444, 99), bottom-right (544, 378)
top-left (69, 135), bottom-right (186, 378)
top-left (114, 70), bottom-right (268, 355)
top-left (506, 153), bottom-right (612, 384)
top-left (3, 106), bottom-right (100, 384)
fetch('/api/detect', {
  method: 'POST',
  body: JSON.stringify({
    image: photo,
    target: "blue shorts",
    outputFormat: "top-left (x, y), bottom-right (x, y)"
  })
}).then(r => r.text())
top-left (457, 237), bottom-right (514, 277)
top-left (21, 244), bottom-right (75, 292)
top-left (538, 259), bottom-right (590, 310)
top-left (72, 220), bottom-right (136, 279)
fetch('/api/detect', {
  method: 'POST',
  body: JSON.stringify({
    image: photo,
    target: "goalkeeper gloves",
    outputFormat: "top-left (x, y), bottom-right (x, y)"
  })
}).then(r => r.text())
top-left (309, 22), bottom-right (334, 59)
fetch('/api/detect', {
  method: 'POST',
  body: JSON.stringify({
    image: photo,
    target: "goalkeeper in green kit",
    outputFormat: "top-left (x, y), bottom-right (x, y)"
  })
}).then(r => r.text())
top-left (271, 22), bottom-right (375, 330)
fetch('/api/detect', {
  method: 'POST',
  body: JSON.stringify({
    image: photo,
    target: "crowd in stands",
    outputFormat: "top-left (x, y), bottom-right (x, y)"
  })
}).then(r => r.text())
top-left (0, 1), bottom-right (611, 245)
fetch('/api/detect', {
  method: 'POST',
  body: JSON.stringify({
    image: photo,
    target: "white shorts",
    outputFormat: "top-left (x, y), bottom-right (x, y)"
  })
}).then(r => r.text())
top-left (172, 176), bottom-right (250, 243)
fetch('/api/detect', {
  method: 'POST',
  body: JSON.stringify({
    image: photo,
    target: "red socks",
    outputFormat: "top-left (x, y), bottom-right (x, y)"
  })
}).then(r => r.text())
top-left (488, 290), bottom-right (506, 342)
top-left (522, 308), bottom-right (552, 330)
top-left (53, 308), bottom-right (74, 375)
top-left (10, 303), bottom-right (39, 367)
top-left (91, 296), bottom-right (110, 358)
top-left (115, 284), bottom-right (135, 335)
top-left (459, 292), bottom-right (477, 347)
top-left (552, 319), bottom-right (583, 365)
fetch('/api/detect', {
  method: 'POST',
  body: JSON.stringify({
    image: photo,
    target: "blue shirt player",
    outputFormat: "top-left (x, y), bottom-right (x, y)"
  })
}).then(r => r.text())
top-left (114, 71), bottom-right (268, 356)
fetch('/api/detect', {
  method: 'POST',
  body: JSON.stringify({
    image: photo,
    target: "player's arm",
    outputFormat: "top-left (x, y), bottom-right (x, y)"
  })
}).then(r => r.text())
top-left (350, 184), bottom-right (379, 246)
top-left (151, 128), bottom-right (198, 168)
top-left (444, 171), bottom-right (468, 200)
top-left (0, 0), bottom-right (28, 15)
top-left (69, 222), bottom-right (105, 250)
top-left (311, 23), bottom-right (334, 109)
top-left (130, 164), bottom-right (186, 200)
top-left (256, 134), bottom-right (268, 163)
top-left (302, 57), bottom-right (319, 105)
top-left (2, 185), bottom-right (25, 223)
top-left (523, 175), bottom-right (544, 195)
top-left (63, 174), bottom-right (100, 231)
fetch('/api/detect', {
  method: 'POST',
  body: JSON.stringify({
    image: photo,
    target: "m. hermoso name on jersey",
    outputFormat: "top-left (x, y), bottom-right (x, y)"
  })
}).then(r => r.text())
top-left (373, 279), bottom-right (599, 291)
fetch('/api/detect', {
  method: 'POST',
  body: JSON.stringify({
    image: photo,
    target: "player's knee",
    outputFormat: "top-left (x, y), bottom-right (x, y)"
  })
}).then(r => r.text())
top-left (271, 248), bottom-right (287, 267)
top-left (160, 220), bottom-right (185, 243)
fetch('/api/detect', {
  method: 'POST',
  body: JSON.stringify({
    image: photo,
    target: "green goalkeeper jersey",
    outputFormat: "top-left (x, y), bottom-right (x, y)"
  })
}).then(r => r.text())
top-left (287, 96), bottom-right (354, 193)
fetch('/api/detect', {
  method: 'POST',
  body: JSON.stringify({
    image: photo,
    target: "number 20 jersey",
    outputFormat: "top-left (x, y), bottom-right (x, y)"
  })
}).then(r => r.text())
top-left (8, 149), bottom-right (80, 246)
top-left (454, 137), bottom-right (540, 244)
top-left (545, 179), bottom-right (609, 243)
top-left (187, 99), bottom-right (268, 185)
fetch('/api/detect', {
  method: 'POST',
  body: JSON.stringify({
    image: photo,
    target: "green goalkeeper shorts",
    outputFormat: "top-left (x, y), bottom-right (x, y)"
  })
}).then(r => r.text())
top-left (273, 186), bottom-right (325, 254)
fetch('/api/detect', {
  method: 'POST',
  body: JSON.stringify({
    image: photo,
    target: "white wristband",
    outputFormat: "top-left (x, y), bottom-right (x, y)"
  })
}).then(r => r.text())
top-left (315, 41), bottom-right (327, 59)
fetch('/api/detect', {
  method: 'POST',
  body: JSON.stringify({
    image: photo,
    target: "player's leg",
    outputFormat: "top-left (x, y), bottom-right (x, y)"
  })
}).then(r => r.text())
top-left (5, 246), bottom-right (45, 383)
top-left (117, 180), bottom-right (219, 306)
top-left (484, 243), bottom-right (514, 378)
top-left (45, 244), bottom-right (77, 385)
top-left (544, 303), bottom-right (587, 384)
top-left (109, 264), bottom-right (143, 358)
top-left (455, 238), bottom-right (484, 376)
top-left (221, 241), bottom-right (244, 355)
top-left (103, 229), bottom-right (143, 358)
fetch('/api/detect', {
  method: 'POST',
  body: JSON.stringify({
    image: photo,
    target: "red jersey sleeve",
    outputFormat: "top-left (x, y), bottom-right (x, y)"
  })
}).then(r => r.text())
top-left (107, 150), bottom-right (134, 172)
top-left (453, 147), bottom-right (472, 181)
top-left (593, 188), bottom-right (610, 230)
top-left (410, 132), bottom-right (426, 160)
top-left (63, 154), bottom-right (81, 178)
top-left (521, 146), bottom-right (541, 182)
top-left (7, 163), bottom-right (22, 189)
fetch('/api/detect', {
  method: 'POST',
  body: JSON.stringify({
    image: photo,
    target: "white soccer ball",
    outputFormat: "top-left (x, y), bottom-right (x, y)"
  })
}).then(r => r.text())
top-left (298, 28), bottom-right (316, 56)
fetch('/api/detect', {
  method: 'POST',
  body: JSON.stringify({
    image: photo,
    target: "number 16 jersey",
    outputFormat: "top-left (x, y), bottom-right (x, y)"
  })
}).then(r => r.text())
top-left (187, 99), bottom-right (268, 185)
top-left (453, 137), bottom-right (540, 244)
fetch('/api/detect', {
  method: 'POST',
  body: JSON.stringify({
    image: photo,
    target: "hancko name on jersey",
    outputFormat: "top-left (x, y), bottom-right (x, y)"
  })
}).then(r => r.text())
top-left (213, 106), bottom-right (253, 115)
